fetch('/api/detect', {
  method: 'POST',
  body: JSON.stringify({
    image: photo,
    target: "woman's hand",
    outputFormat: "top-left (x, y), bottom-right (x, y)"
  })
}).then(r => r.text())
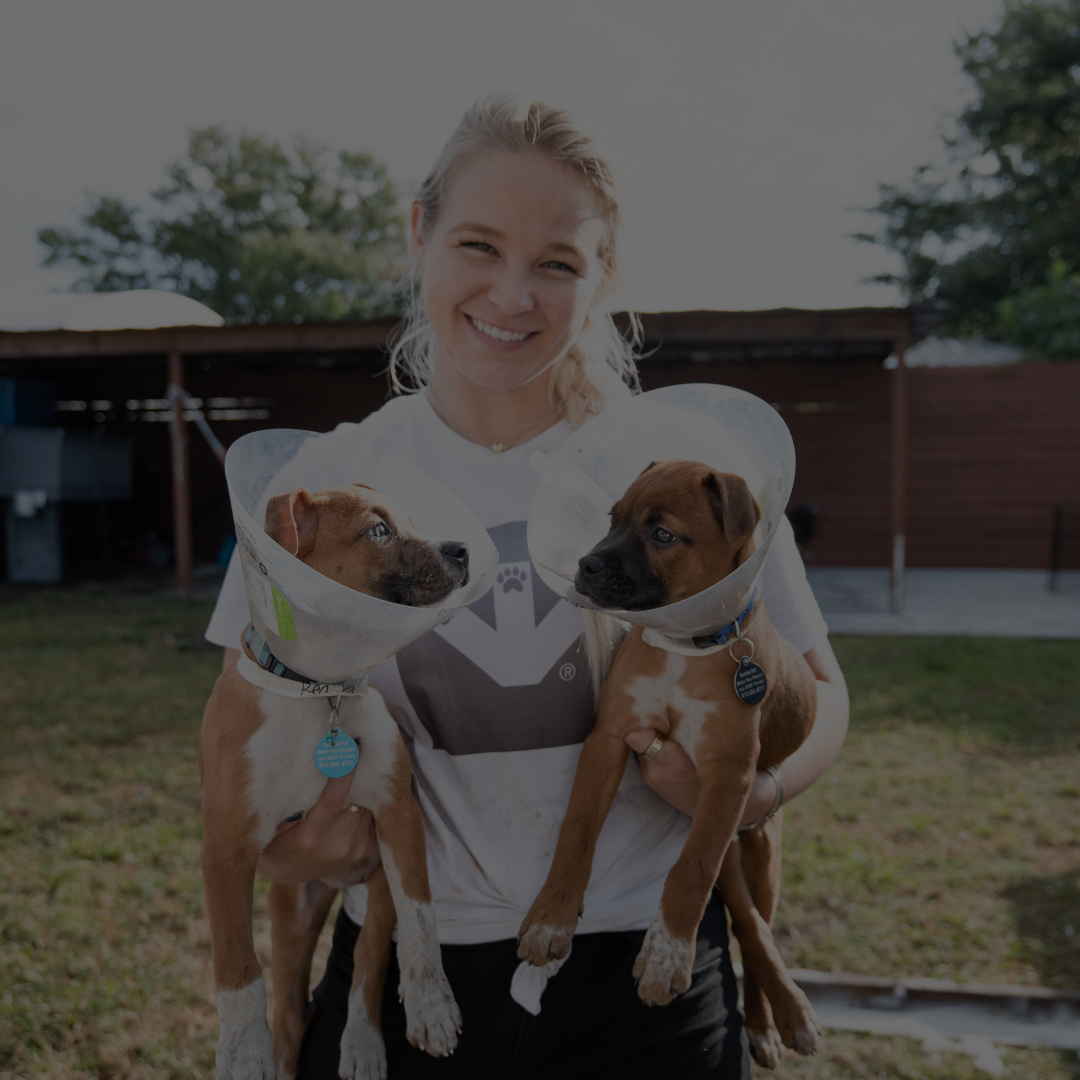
top-left (256, 770), bottom-right (379, 886)
top-left (625, 638), bottom-right (850, 825)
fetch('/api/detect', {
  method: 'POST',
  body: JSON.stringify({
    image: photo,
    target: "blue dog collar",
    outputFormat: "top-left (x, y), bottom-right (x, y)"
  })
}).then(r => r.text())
top-left (241, 624), bottom-right (368, 696)
top-left (640, 590), bottom-right (760, 657)
top-left (690, 592), bottom-right (759, 650)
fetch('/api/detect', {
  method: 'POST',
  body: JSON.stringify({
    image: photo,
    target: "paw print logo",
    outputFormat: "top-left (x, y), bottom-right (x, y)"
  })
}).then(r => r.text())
top-left (497, 565), bottom-right (528, 593)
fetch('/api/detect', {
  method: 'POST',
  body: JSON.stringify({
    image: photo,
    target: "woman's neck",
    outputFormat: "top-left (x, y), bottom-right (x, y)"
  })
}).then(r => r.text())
top-left (426, 359), bottom-right (564, 453)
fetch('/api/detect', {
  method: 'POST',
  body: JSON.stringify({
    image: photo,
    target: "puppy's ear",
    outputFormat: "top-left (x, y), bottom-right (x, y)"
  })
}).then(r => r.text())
top-left (704, 472), bottom-right (760, 545)
top-left (265, 488), bottom-right (319, 559)
top-left (637, 461), bottom-right (662, 478)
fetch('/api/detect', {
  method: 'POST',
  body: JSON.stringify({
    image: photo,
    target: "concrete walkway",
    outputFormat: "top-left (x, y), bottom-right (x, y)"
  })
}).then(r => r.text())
top-left (805, 568), bottom-right (1080, 638)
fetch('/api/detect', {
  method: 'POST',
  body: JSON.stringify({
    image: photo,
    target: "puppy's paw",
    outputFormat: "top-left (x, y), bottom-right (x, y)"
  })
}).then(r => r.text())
top-left (772, 990), bottom-right (820, 1056)
top-left (517, 920), bottom-right (576, 967)
top-left (338, 1013), bottom-right (387, 1080)
top-left (215, 982), bottom-right (275, 1080)
top-left (632, 917), bottom-right (695, 1007)
top-left (517, 890), bottom-right (580, 966)
top-left (401, 969), bottom-right (461, 1058)
top-left (747, 1026), bottom-right (785, 1070)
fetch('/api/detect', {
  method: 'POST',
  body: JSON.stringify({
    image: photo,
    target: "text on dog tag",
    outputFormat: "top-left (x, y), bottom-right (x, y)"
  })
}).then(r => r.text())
top-left (734, 656), bottom-right (768, 705)
top-left (314, 729), bottom-right (360, 778)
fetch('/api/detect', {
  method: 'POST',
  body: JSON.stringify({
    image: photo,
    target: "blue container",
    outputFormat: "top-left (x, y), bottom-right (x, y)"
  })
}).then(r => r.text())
top-left (0, 379), bottom-right (55, 426)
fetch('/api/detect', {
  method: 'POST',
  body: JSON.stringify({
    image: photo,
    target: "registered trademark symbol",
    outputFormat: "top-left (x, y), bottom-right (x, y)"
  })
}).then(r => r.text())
top-left (559, 663), bottom-right (576, 681)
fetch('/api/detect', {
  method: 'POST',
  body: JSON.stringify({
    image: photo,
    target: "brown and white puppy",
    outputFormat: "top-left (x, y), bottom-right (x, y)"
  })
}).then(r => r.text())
top-left (199, 483), bottom-right (466, 1080)
top-left (517, 460), bottom-right (819, 1067)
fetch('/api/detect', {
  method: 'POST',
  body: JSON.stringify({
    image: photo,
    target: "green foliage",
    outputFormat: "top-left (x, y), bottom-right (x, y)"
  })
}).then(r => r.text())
top-left (38, 126), bottom-right (407, 324)
top-left (998, 256), bottom-right (1080, 354)
top-left (861, 0), bottom-right (1080, 344)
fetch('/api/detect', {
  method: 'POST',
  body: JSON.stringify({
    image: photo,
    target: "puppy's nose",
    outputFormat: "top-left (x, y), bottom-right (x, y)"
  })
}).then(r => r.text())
top-left (440, 541), bottom-right (469, 570)
top-left (578, 553), bottom-right (606, 576)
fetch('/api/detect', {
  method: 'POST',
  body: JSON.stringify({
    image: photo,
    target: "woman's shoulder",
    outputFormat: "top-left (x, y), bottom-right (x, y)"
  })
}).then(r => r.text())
top-left (330, 393), bottom-right (428, 451)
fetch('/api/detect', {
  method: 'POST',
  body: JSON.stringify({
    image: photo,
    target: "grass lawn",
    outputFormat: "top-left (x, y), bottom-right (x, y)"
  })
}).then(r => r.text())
top-left (0, 588), bottom-right (1077, 1079)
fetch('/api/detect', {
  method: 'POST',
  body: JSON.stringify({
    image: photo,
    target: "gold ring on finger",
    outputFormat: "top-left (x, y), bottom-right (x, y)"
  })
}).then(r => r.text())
top-left (643, 734), bottom-right (666, 761)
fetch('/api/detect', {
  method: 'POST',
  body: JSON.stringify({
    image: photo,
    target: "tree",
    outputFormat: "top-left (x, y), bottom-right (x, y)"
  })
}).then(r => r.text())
top-left (39, 126), bottom-right (406, 323)
top-left (861, 0), bottom-right (1080, 346)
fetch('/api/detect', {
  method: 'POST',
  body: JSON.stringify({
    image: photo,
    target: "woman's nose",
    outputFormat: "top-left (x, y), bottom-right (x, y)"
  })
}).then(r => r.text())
top-left (486, 265), bottom-right (535, 316)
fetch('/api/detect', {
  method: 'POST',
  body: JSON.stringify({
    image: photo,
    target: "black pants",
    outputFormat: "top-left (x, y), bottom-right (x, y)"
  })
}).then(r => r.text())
top-left (298, 896), bottom-right (749, 1079)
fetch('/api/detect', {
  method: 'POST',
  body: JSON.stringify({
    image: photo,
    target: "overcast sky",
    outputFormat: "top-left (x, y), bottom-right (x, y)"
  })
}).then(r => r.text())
top-left (2, 0), bottom-right (1006, 316)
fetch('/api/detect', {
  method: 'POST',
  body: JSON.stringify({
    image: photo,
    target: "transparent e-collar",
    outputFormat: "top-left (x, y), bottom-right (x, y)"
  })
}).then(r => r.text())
top-left (526, 384), bottom-right (796, 638)
top-left (226, 428), bottom-right (499, 685)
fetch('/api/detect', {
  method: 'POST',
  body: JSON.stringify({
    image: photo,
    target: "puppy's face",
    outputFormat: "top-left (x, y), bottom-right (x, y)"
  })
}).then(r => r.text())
top-left (264, 483), bottom-right (469, 606)
top-left (574, 460), bottom-right (760, 611)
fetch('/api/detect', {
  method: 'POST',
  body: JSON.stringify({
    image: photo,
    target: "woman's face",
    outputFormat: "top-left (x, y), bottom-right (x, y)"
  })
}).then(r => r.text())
top-left (411, 151), bottom-right (610, 392)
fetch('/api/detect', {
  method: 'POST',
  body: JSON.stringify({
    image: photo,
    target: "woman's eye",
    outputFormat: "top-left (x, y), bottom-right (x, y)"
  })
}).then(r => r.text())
top-left (462, 241), bottom-right (496, 254)
top-left (653, 528), bottom-right (676, 544)
top-left (542, 260), bottom-right (577, 273)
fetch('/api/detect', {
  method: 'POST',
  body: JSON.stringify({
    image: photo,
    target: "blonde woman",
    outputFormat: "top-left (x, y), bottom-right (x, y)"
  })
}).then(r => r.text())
top-left (207, 98), bottom-right (849, 1079)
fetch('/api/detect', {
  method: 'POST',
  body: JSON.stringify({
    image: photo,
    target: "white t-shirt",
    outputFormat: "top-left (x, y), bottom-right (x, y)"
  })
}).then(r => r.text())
top-left (206, 392), bottom-right (830, 944)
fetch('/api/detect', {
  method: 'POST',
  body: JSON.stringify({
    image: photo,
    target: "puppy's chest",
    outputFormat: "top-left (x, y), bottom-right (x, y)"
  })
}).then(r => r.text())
top-left (622, 649), bottom-right (732, 765)
top-left (244, 693), bottom-right (366, 807)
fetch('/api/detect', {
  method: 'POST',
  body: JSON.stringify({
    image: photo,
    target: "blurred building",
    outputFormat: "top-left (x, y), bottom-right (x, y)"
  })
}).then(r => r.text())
top-left (1, 298), bottom-right (1077, 579)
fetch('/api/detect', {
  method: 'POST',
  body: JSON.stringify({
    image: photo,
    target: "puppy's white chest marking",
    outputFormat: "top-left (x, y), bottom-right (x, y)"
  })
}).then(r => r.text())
top-left (626, 652), bottom-right (716, 768)
top-left (243, 689), bottom-right (402, 849)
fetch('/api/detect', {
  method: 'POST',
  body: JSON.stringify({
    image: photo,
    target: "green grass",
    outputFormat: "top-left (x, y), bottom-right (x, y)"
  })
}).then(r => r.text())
top-left (0, 591), bottom-right (1076, 1079)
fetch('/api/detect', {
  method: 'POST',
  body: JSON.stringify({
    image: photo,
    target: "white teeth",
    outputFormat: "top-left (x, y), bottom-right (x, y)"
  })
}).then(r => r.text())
top-left (471, 317), bottom-right (529, 343)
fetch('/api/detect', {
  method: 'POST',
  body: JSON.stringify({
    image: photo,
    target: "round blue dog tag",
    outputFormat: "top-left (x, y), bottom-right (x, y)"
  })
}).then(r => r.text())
top-left (314, 729), bottom-right (360, 778)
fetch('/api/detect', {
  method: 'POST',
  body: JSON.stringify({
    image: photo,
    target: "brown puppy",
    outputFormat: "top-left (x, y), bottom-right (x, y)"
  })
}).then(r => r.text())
top-left (199, 483), bottom-right (466, 1080)
top-left (517, 460), bottom-right (819, 1066)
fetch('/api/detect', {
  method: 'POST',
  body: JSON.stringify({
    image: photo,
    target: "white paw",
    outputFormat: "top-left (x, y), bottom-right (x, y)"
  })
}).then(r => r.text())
top-left (215, 982), bottom-right (275, 1080)
top-left (632, 915), bottom-right (695, 1007)
top-left (748, 1026), bottom-right (785, 1069)
top-left (400, 968), bottom-right (462, 1058)
top-left (338, 1011), bottom-right (387, 1080)
top-left (773, 990), bottom-right (821, 1055)
top-left (517, 920), bottom-right (576, 967)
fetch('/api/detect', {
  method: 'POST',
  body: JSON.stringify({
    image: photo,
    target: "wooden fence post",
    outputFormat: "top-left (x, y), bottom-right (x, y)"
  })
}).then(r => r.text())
top-left (889, 323), bottom-right (910, 612)
top-left (167, 348), bottom-right (193, 595)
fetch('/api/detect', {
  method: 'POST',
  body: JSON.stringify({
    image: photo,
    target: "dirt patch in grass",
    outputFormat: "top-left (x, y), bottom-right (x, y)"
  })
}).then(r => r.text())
top-left (1, 594), bottom-right (1077, 1078)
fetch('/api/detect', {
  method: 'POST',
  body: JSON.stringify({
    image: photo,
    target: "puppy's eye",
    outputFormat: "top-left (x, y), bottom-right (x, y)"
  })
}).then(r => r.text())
top-left (653, 528), bottom-right (677, 545)
top-left (366, 521), bottom-right (391, 540)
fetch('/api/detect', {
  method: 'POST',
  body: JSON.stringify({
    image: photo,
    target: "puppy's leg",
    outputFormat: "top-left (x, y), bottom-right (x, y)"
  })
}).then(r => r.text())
top-left (518, 724), bottom-right (632, 966)
top-left (269, 880), bottom-right (337, 1080)
top-left (339, 864), bottom-right (393, 1080)
top-left (634, 759), bottom-right (754, 1006)
top-left (202, 828), bottom-right (275, 1080)
top-left (721, 813), bottom-right (818, 1056)
top-left (718, 843), bottom-right (783, 1068)
top-left (349, 694), bottom-right (460, 1059)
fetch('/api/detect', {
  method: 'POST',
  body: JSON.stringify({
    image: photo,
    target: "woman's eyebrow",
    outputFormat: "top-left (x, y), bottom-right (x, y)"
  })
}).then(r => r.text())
top-left (449, 222), bottom-right (502, 238)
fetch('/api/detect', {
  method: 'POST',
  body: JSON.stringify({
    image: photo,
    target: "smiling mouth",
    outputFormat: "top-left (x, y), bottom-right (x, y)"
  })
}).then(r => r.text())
top-left (468, 315), bottom-right (534, 343)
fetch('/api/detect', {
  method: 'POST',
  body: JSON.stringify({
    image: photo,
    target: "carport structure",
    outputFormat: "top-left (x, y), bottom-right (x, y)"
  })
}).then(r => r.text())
top-left (0, 305), bottom-right (982, 601)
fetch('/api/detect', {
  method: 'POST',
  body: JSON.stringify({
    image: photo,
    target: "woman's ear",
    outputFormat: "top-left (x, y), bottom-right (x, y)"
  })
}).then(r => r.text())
top-left (409, 202), bottom-right (426, 271)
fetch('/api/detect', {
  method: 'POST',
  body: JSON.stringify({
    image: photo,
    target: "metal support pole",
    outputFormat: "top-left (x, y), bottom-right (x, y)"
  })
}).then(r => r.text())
top-left (1049, 506), bottom-right (1063, 591)
top-left (889, 327), bottom-right (910, 613)
top-left (167, 349), bottom-right (193, 595)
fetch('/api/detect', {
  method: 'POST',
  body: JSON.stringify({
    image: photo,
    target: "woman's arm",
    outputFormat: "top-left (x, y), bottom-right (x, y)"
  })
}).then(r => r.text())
top-left (624, 636), bottom-right (849, 823)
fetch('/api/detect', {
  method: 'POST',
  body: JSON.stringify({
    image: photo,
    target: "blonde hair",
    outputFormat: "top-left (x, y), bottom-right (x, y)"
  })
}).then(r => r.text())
top-left (387, 96), bottom-right (642, 431)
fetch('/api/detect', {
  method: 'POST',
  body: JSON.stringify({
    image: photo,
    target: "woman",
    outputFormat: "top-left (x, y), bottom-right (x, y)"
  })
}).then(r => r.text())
top-left (206, 97), bottom-right (849, 1079)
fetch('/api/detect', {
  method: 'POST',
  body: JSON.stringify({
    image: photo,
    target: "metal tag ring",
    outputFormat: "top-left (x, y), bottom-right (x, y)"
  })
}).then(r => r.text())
top-left (728, 637), bottom-right (755, 665)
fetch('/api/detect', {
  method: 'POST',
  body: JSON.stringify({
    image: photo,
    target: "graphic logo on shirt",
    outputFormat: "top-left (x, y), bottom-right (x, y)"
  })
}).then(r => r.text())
top-left (395, 520), bottom-right (596, 754)
top-left (432, 522), bottom-right (584, 688)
